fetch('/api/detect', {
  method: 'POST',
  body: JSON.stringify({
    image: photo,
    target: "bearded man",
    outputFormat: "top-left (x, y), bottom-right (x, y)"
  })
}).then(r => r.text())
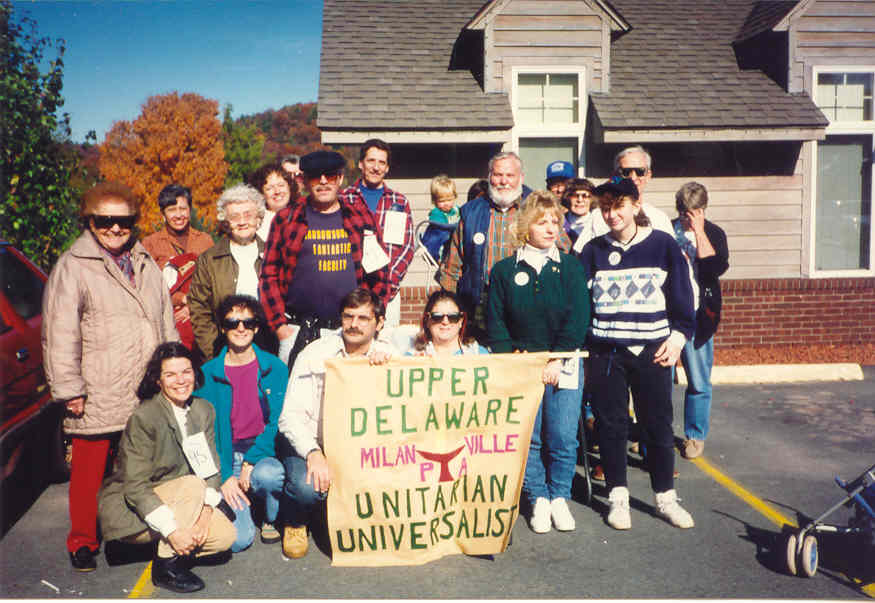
top-left (438, 151), bottom-right (571, 339)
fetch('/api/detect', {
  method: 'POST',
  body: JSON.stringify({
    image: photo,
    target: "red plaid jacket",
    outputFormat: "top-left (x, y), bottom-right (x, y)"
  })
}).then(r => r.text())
top-left (340, 179), bottom-right (414, 300)
top-left (258, 195), bottom-right (390, 331)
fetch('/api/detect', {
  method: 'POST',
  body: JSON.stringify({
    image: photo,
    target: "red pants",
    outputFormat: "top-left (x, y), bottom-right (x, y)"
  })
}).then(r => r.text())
top-left (67, 435), bottom-right (116, 553)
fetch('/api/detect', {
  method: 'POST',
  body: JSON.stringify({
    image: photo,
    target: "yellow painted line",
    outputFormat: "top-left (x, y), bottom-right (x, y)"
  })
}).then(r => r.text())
top-left (690, 455), bottom-right (796, 528)
top-left (691, 454), bottom-right (875, 597)
top-left (127, 561), bottom-right (153, 598)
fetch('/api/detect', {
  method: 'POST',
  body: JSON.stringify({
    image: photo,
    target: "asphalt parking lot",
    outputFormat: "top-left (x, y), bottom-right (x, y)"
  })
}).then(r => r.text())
top-left (1, 367), bottom-right (873, 599)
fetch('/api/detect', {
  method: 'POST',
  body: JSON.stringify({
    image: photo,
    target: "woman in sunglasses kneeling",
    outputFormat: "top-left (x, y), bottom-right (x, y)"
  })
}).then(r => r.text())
top-left (409, 290), bottom-right (488, 357)
top-left (193, 294), bottom-right (287, 553)
top-left (42, 182), bottom-right (179, 572)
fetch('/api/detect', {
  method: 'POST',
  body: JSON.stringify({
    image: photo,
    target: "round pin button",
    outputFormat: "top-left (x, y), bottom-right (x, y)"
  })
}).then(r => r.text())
top-left (514, 272), bottom-right (530, 286)
top-left (473, 232), bottom-right (486, 245)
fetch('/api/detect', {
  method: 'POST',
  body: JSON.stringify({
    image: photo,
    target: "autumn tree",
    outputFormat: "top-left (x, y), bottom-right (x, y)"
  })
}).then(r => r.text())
top-left (222, 104), bottom-right (264, 187)
top-left (98, 92), bottom-right (227, 233)
top-left (1, 0), bottom-right (80, 270)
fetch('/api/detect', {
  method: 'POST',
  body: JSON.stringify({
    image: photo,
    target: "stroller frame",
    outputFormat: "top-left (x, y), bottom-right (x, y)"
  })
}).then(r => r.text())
top-left (785, 462), bottom-right (875, 578)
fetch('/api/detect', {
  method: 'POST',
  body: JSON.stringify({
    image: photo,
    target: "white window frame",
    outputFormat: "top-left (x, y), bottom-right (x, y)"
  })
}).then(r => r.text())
top-left (510, 66), bottom-right (588, 178)
top-left (809, 65), bottom-right (875, 277)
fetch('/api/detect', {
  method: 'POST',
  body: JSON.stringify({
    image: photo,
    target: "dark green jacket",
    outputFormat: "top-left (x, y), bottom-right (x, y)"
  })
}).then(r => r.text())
top-left (486, 251), bottom-right (590, 353)
top-left (98, 393), bottom-right (221, 541)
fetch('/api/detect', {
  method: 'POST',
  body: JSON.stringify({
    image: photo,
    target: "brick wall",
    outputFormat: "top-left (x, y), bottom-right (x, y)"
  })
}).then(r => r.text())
top-left (400, 278), bottom-right (875, 348)
top-left (716, 278), bottom-right (875, 347)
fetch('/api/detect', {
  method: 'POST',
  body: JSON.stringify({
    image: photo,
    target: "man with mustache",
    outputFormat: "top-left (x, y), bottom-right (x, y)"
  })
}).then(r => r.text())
top-left (259, 151), bottom-right (390, 370)
top-left (438, 152), bottom-right (571, 339)
top-left (275, 288), bottom-right (395, 559)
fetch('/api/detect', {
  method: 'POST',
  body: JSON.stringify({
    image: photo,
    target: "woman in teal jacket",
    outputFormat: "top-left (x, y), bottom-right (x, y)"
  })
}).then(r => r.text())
top-left (195, 295), bottom-right (287, 552)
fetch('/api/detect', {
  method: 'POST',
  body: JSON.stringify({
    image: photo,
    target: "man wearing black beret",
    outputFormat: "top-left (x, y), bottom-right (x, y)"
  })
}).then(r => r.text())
top-left (259, 150), bottom-right (390, 369)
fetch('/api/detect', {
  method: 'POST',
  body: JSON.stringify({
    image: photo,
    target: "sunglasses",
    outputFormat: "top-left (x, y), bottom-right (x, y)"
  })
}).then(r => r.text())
top-left (306, 171), bottom-right (343, 183)
top-left (90, 214), bottom-right (136, 229)
top-left (618, 167), bottom-right (648, 178)
top-left (429, 312), bottom-right (463, 324)
top-left (222, 317), bottom-right (258, 331)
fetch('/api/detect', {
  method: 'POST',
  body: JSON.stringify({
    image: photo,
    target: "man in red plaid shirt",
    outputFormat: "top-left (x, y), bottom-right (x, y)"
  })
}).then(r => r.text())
top-left (259, 150), bottom-right (390, 368)
top-left (339, 139), bottom-right (414, 327)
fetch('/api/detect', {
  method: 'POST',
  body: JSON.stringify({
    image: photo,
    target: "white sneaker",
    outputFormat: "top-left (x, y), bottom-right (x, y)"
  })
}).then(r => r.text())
top-left (550, 498), bottom-right (576, 531)
top-left (654, 489), bottom-right (695, 528)
top-left (529, 497), bottom-right (551, 533)
top-left (606, 486), bottom-right (631, 530)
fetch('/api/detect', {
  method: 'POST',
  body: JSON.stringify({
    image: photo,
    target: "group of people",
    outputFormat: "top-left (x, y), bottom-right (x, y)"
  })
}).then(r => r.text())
top-left (41, 139), bottom-right (728, 592)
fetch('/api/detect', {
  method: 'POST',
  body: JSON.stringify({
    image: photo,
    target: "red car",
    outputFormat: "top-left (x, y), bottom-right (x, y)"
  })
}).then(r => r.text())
top-left (0, 241), bottom-right (68, 486)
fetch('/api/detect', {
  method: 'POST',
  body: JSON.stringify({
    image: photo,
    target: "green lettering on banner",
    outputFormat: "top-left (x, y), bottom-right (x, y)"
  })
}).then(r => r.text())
top-left (410, 521), bottom-right (427, 549)
top-left (389, 524), bottom-right (404, 549)
top-left (359, 525), bottom-right (378, 551)
top-left (355, 492), bottom-right (373, 518)
top-left (506, 395), bottom-right (522, 424)
top-left (350, 408), bottom-right (366, 436)
top-left (425, 403), bottom-right (438, 431)
top-left (472, 366), bottom-right (488, 395)
top-left (456, 509), bottom-right (470, 538)
top-left (387, 369), bottom-right (402, 398)
top-left (485, 398), bottom-right (501, 425)
top-left (336, 529), bottom-right (355, 552)
top-left (382, 490), bottom-right (399, 518)
top-left (433, 482), bottom-right (447, 512)
top-left (375, 405), bottom-right (391, 435)
top-left (428, 367), bottom-right (444, 396)
top-left (490, 474), bottom-right (508, 501)
top-left (400, 404), bottom-right (417, 433)
top-left (465, 403), bottom-right (480, 428)
top-left (451, 367), bottom-right (465, 396)
top-left (444, 402), bottom-right (464, 429)
top-left (472, 508), bottom-right (485, 537)
top-left (471, 475), bottom-right (486, 502)
top-left (440, 510), bottom-right (455, 540)
top-left (429, 517), bottom-right (440, 545)
top-left (408, 367), bottom-right (425, 396)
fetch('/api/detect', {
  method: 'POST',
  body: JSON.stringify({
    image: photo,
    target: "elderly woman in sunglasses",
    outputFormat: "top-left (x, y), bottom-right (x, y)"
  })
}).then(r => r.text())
top-left (409, 290), bottom-right (488, 357)
top-left (194, 294), bottom-right (287, 552)
top-left (42, 182), bottom-right (178, 571)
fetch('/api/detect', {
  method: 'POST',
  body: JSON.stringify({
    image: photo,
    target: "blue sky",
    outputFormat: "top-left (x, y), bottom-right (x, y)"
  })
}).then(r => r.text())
top-left (11, 1), bottom-right (322, 142)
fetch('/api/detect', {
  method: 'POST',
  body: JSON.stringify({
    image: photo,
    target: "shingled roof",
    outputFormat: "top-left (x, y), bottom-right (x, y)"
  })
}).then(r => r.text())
top-left (591, 0), bottom-right (828, 134)
top-left (317, 0), bottom-right (513, 131)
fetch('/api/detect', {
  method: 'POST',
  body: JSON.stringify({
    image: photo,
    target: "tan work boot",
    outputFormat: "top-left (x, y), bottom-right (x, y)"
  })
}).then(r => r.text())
top-left (282, 525), bottom-right (308, 559)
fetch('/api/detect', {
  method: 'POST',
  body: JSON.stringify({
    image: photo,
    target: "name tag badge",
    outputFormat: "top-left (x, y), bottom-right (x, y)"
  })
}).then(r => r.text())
top-left (361, 231), bottom-right (390, 273)
top-left (382, 210), bottom-right (406, 246)
top-left (182, 432), bottom-right (219, 479)
top-left (558, 357), bottom-right (580, 390)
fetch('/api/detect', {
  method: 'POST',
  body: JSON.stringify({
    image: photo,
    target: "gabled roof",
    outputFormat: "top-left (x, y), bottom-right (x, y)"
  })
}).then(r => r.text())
top-left (734, 0), bottom-right (798, 41)
top-left (465, 0), bottom-right (630, 33)
top-left (317, 0), bottom-right (513, 133)
top-left (590, 0), bottom-right (828, 139)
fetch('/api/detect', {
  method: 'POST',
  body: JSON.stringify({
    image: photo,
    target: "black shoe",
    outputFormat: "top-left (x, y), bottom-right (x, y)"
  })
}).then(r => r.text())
top-left (69, 546), bottom-right (97, 572)
top-left (151, 555), bottom-right (205, 593)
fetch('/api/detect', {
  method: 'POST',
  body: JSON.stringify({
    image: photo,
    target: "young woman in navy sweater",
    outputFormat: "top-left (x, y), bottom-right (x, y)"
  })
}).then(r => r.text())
top-left (578, 178), bottom-right (696, 531)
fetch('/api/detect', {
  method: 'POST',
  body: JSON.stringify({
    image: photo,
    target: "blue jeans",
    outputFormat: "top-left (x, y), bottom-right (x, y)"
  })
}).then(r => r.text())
top-left (229, 452), bottom-right (285, 552)
top-left (523, 359), bottom-right (583, 502)
top-left (679, 335), bottom-right (714, 441)
top-left (280, 451), bottom-right (327, 527)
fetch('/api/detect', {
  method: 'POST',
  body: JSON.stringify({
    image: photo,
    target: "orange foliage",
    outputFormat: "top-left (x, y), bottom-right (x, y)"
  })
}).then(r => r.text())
top-left (98, 92), bottom-right (228, 234)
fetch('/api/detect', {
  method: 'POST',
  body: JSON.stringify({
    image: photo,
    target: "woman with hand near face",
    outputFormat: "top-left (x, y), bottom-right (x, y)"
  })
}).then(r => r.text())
top-left (486, 191), bottom-right (590, 535)
top-left (98, 343), bottom-right (235, 593)
top-left (409, 290), bottom-right (487, 357)
top-left (42, 182), bottom-right (178, 572)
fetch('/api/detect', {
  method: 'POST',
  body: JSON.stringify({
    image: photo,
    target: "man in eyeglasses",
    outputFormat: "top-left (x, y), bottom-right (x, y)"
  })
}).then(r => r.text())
top-left (438, 151), bottom-right (571, 341)
top-left (611, 146), bottom-right (674, 236)
top-left (259, 150), bottom-right (390, 371)
top-left (276, 287), bottom-right (396, 559)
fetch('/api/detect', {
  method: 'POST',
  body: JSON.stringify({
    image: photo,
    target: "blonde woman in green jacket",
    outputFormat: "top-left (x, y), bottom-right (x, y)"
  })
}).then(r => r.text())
top-left (486, 190), bottom-right (590, 535)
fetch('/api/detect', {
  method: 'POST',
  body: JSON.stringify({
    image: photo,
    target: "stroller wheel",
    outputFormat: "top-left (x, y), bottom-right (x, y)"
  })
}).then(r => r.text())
top-left (799, 534), bottom-right (818, 578)
top-left (785, 533), bottom-right (798, 576)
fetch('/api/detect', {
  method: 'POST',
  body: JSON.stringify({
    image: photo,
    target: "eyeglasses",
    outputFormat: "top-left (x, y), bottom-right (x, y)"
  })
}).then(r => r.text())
top-left (570, 191), bottom-right (592, 200)
top-left (429, 312), bottom-right (463, 324)
top-left (618, 167), bottom-right (648, 178)
top-left (221, 317), bottom-right (258, 331)
top-left (90, 214), bottom-right (136, 229)
top-left (226, 210), bottom-right (257, 224)
top-left (306, 171), bottom-right (343, 183)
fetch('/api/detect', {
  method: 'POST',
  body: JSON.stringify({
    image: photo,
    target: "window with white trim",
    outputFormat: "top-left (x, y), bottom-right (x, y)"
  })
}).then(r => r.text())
top-left (511, 67), bottom-right (587, 184)
top-left (812, 68), bottom-right (874, 274)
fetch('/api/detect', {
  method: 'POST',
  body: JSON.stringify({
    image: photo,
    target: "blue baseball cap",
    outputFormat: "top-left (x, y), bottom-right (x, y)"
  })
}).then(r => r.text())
top-left (546, 160), bottom-right (574, 182)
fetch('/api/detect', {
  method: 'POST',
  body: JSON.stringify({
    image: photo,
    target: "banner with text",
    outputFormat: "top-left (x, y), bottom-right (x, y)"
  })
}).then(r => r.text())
top-left (324, 353), bottom-right (548, 567)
